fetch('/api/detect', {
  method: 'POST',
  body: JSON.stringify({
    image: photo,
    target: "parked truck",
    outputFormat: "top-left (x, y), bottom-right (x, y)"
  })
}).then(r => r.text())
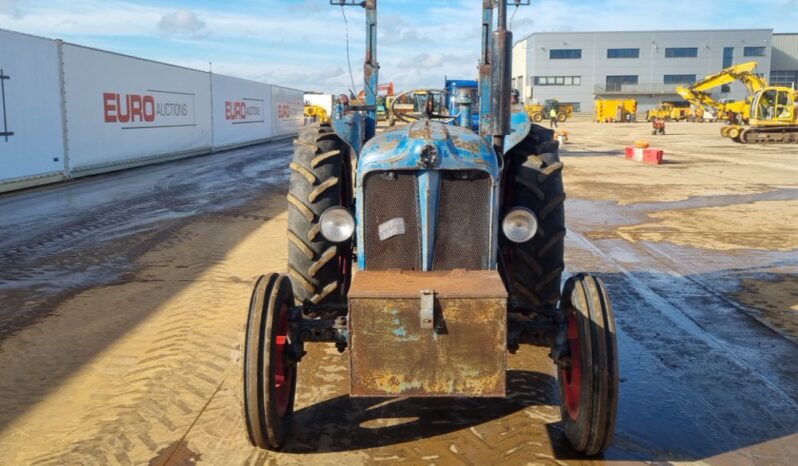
top-left (646, 102), bottom-right (690, 121)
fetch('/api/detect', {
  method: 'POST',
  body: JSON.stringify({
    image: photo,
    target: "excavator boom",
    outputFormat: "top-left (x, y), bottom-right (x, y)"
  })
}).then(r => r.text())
top-left (688, 61), bottom-right (766, 95)
top-left (676, 61), bottom-right (767, 121)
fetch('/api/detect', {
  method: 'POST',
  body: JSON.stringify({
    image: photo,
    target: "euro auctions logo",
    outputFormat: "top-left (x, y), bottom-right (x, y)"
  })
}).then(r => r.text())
top-left (103, 90), bottom-right (196, 129)
top-left (276, 102), bottom-right (302, 120)
top-left (225, 98), bottom-right (264, 124)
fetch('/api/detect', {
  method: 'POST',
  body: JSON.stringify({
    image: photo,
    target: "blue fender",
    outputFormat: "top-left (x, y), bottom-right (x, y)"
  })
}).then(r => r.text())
top-left (331, 107), bottom-right (364, 157)
top-left (504, 104), bottom-right (532, 153)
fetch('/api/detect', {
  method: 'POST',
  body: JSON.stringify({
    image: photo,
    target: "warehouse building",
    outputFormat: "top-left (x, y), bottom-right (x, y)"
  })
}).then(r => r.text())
top-left (512, 29), bottom-right (798, 113)
top-left (771, 33), bottom-right (798, 88)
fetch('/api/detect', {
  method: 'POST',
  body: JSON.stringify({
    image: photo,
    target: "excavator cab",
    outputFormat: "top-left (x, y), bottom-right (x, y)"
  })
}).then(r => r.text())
top-left (752, 88), bottom-right (795, 124)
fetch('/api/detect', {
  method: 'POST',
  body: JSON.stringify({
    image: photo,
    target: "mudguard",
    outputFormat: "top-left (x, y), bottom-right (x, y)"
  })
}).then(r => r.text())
top-left (504, 104), bottom-right (532, 153)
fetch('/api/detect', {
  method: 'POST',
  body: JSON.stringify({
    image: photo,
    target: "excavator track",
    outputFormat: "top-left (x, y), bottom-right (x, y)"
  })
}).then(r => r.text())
top-left (734, 127), bottom-right (798, 144)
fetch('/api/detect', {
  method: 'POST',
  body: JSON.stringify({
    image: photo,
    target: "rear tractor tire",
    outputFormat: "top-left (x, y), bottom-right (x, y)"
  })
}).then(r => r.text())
top-left (532, 112), bottom-right (544, 123)
top-left (556, 273), bottom-right (619, 456)
top-left (287, 123), bottom-right (350, 306)
top-left (504, 124), bottom-right (566, 312)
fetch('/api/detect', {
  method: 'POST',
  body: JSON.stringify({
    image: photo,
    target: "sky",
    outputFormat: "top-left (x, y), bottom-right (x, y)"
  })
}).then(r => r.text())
top-left (1, 0), bottom-right (796, 93)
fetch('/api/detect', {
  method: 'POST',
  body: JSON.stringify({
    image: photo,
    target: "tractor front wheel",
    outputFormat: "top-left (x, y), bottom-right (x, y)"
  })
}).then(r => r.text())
top-left (556, 273), bottom-right (619, 456)
top-left (244, 274), bottom-right (298, 450)
top-left (557, 112), bottom-right (567, 123)
top-left (532, 112), bottom-right (544, 123)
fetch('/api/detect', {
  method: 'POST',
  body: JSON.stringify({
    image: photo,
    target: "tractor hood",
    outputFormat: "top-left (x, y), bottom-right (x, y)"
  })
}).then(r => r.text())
top-left (357, 120), bottom-right (499, 180)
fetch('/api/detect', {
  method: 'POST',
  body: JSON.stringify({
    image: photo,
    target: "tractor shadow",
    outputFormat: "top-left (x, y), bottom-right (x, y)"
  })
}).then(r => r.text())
top-left (285, 369), bottom-right (559, 453)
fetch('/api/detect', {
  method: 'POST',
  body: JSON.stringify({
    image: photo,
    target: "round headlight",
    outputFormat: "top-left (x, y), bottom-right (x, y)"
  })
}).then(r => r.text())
top-left (320, 207), bottom-right (355, 243)
top-left (502, 207), bottom-right (538, 243)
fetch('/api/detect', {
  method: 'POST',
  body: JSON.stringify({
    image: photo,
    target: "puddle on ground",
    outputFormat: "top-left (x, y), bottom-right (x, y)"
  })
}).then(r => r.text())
top-left (733, 274), bottom-right (798, 341)
top-left (149, 439), bottom-right (201, 466)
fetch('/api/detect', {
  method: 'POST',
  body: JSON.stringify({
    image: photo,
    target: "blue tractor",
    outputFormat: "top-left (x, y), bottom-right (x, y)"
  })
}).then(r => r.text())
top-left (243, 0), bottom-right (619, 456)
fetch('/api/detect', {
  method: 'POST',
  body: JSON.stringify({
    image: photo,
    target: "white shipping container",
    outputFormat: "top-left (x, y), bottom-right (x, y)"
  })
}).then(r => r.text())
top-left (212, 74), bottom-right (272, 150)
top-left (272, 85), bottom-right (304, 138)
top-left (62, 44), bottom-right (213, 174)
top-left (0, 29), bottom-right (66, 191)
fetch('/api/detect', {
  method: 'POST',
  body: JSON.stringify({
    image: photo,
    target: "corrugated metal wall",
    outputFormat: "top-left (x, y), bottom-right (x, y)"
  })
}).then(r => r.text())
top-left (771, 34), bottom-right (798, 71)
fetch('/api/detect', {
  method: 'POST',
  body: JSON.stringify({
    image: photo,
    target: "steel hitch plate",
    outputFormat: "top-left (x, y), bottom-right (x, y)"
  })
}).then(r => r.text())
top-left (348, 270), bottom-right (508, 397)
top-left (419, 289), bottom-right (435, 329)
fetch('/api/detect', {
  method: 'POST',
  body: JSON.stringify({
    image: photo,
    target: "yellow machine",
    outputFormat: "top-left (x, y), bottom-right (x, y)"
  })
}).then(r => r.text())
top-left (684, 106), bottom-right (709, 122)
top-left (646, 102), bottom-right (690, 121)
top-left (676, 61), bottom-right (766, 124)
top-left (676, 61), bottom-right (798, 143)
top-left (303, 104), bottom-right (329, 123)
top-left (525, 99), bottom-right (573, 123)
top-left (594, 99), bottom-right (637, 122)
top-left (723, 87), bottom-right (798, 143)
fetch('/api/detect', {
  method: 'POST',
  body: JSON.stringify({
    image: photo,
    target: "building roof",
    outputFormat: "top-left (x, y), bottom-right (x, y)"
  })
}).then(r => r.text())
top-left (515, 28), bottom-right (774, 44)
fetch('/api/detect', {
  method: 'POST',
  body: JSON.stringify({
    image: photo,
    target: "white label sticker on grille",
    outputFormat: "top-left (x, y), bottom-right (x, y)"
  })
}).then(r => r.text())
top-left (378, 218), bottom-right (406, 241)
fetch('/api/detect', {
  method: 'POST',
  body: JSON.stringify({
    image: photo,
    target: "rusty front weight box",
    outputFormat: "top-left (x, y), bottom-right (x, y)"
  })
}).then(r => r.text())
top-left (348, 270), bottom-right (508, 397)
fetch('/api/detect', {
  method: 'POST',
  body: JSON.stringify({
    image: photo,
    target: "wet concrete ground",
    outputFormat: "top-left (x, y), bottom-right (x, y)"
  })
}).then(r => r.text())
top-left (0, 120), bottom-right (797, 465)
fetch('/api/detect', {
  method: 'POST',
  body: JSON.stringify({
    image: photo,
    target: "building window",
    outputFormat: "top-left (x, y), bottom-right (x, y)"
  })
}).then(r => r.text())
top-left (744, 46), bottom-right (766, 57)
top-left (550, 49), bottom-right (582, 59)
top-left (607, 48), bottom-right (640, 59)
top-left (605, 75), bottom-right (638, 91)
top-left (664, 74), bottom-right (697, 84)
top-left (723, 47), bottom-right (734, 69)
top-left (771, 70), bottom-right (798, 88)
top-left (533, 76), bottom-right (582, 86)
top-left (665, 47), bottom-right (698, 58)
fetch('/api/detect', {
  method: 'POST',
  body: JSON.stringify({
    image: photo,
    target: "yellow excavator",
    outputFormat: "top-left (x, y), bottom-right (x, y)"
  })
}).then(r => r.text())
top-left (676, 62), bottom-right (798, 143)
top-left (676, 62), bottom-right (764, 122)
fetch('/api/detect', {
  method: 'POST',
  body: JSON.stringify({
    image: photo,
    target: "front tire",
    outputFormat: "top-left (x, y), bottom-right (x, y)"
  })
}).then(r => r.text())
top-left (244, 274), bottom-right (298, 450)
top-left (504, 125), bottom-right (566, 312)
top-left (557, 273), bottom-right (619, 456)
top-left (287, 123), bottom-right (350, 305)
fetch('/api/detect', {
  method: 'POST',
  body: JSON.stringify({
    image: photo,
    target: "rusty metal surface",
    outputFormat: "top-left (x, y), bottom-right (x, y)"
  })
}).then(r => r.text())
top-left (349, 297), bottom-right (507, 397)
top-left (348, 269), bottom-right (508, 299)
top-left (348, 270), bottom-right (507, 397)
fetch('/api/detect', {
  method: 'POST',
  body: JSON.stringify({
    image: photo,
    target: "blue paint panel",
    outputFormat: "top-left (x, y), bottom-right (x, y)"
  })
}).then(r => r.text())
top-left (357, 121), bottom-right (499, 179)
top-left (504, 104), bottom-right (532, 153)
top-left (331, 109), bottom-right (363, 156)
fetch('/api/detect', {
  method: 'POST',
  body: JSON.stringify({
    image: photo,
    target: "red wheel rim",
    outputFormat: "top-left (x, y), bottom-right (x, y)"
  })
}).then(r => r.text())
top-left (560, 312), bottom-right (581, 420)
top-left (273, 302), bottom-right (294, 418)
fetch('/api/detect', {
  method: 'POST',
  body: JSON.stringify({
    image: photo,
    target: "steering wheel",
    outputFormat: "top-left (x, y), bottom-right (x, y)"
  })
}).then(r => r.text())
top-left (389, 89), bottom-right (458, 124)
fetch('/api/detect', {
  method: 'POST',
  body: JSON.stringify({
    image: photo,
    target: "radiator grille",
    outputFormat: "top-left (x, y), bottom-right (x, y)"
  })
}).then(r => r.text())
top-left (363, 172), bottom-right (422, 270)
top-left (433, 171), bottom-right (492, 270)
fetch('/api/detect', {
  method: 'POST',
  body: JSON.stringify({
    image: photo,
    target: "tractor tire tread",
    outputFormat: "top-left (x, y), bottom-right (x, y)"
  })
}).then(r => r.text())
top-left (504, 124), bottom-right (566, 312)
top-left (287, 123), bottom-right (348, 305)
